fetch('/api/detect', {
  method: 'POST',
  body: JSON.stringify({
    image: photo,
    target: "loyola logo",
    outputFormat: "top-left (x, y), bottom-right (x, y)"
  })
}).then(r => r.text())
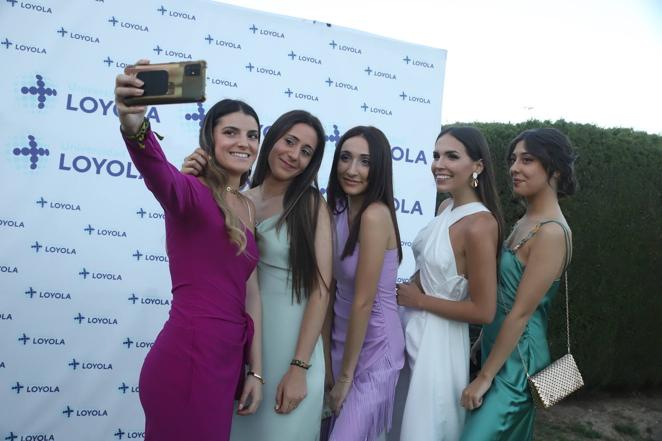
top-left (114, 429), bottom-right (145, 439)
top-left (13, 135), bottom-right (49, 170)
top-left (185, 103), bottom-right (206, 127)
top-left (21, 74), bottom-right (57, 109)
top-left (62, 405), bottom-right (108, 418)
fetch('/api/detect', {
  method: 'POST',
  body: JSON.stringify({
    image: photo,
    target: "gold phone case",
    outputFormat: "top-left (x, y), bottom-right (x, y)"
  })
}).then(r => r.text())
top-left (124, 60), bottom-right (207, 106)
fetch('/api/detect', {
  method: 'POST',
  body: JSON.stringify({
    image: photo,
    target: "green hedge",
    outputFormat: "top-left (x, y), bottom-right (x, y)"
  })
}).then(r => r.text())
top-left (440, 120), bottom-right (662, 389)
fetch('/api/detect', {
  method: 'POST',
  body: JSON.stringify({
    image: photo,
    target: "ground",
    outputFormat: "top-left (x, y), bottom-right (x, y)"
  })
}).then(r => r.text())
top-left (534, 392), bottom-right (662, 441)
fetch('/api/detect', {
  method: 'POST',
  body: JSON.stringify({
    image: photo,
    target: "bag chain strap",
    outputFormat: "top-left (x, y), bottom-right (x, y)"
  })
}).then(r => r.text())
top-left (505, 220), bottom-right (572, 378)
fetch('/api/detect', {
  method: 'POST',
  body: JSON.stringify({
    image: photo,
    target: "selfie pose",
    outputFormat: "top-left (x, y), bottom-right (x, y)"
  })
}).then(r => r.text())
top-left (459, 128), bottom-right (577, 441)
top-left (395, 126), bottom-right (502, 441)
top-left (324, 126), bottom-right (405, 441)
top-left (183, 110), bottom-right (332, 441)
top-left (115, 61), bottom-right (263, 441)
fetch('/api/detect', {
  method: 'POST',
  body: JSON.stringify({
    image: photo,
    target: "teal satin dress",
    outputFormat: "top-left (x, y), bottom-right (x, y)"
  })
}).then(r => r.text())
top-left (460, 244), bottom-right (561, 441)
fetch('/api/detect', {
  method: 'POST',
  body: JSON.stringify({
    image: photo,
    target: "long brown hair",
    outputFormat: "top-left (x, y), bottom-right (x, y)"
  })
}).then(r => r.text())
top-left (438, 126), bottom-right (505, 252)
top-left (199, 99), bottom-right (260, 255)
top-left (250, 110), bottom-right (327, 303)
top-left (326, 126), bottom-right (403, 263)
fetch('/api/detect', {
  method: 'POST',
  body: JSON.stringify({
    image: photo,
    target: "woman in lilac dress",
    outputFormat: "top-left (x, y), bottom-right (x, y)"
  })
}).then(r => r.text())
top-left (115, 62), bottom-right (263, 441)
top-left (323, 126), bottom-right (405, 441)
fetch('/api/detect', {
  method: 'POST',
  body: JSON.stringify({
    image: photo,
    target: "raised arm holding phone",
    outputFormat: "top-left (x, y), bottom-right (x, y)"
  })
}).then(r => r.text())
top-left (115, 60), bottom-right (263, 441)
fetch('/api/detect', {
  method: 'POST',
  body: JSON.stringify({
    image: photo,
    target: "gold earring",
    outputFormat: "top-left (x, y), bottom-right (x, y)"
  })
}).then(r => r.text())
top-left (471, 172), bottom-right (479, 188)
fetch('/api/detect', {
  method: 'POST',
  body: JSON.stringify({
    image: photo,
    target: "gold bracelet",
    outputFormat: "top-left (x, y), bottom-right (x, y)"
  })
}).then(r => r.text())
top-left (290, 359), bottom-right (311, 370)
top-left (246, 370), bottom-right (264, 384)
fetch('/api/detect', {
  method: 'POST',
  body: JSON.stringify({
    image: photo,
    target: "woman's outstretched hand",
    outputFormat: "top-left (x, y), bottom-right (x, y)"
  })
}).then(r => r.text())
top-left (114, 59), bottom-right (150, 136)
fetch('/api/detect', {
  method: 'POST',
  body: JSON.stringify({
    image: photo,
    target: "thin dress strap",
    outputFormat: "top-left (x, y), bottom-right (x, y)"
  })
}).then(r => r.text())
top-left (511, 223), bottom-right (541, 252)
top-left (511, 220), bottom-right (571, 269)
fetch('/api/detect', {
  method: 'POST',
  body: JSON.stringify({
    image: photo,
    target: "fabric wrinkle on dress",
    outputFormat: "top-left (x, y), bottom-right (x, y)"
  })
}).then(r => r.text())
top-left (329, 208), bottom-right (405, 441)
top-left (124, 130), bottom-right (258, 441)
top-left (231, 213), bottom-right (324, 441)
top-left (460, 221), bottom-right (569, 441)
top-left (397, 200), bottom-right (489, 441)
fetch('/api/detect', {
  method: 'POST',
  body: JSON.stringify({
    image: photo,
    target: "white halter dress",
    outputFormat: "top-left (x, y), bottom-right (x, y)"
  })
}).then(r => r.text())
top-left (399, 201), bottom-right (490, 441)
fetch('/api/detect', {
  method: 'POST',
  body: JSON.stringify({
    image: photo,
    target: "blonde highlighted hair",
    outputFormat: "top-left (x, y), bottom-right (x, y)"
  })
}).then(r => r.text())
top-left (198, 99), bottom-right (260, 255)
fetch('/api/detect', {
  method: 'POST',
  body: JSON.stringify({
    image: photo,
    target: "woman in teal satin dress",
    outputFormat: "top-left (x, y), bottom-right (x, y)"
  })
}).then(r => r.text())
top-left (459, 128), bottom-right (578, 441)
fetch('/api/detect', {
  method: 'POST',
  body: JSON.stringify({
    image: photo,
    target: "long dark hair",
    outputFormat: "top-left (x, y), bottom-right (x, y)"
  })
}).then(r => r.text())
top-left (250, 110), bottom-right (327, 303)
top-left (199, 99), bottom-right (260, 254)
top-left (507, 128), bottom-right (578, 198)
top-left (326, 126), bottom-right (403, 263)
top-left (438, 126), bottom-right (505, 251)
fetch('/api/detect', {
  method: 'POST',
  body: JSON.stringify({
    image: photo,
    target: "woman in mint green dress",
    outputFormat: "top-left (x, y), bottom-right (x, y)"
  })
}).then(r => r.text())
top-left (183, 110), bottom-right (332, 440)
top-left (460, 128), bottom-right (577, 441)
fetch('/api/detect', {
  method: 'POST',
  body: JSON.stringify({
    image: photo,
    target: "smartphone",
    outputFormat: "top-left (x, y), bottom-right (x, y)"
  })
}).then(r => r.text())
top-left (124, 60), bottom-right (207, 106)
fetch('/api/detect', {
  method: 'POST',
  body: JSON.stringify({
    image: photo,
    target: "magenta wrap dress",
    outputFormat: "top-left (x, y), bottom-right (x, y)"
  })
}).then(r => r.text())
top-left (123, 130), bottom-right (258, 441)
top-left (330, 208), bottom-right (405, 441)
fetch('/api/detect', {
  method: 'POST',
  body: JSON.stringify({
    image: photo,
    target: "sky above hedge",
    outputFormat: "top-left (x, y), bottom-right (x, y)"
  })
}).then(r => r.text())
top-left (217, 0), bottom-right (662, 135)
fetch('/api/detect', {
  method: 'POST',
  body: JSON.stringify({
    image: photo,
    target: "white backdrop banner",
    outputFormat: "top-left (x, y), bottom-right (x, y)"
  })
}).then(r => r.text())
top-left (0, 0), bottom-right (446, 438)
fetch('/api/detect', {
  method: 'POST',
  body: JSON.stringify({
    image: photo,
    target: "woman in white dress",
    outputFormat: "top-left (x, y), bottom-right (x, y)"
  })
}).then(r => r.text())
top-left (394, 126), bottom-right (504, 441)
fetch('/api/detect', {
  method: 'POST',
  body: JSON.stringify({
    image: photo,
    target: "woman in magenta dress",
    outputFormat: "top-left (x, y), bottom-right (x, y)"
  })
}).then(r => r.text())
top-left (115, 63), bottom-right (263, 441)
top-left (323, 126), bottom-right (406, 441)
top-left (182, 110), bottom-right (333, 440)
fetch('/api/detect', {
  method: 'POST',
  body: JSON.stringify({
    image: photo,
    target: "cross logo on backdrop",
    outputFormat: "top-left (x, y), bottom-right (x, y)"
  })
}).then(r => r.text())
top-left (184, 103), bottom-right (206, 127)
top-left (21, 75), bottom-right (57, 109)
top-left (13, 135), bottom-right (49, 170)
top-left (325, 125), bottom-right (341, 144)
top-left (11, 382), bottom-right (24, 394)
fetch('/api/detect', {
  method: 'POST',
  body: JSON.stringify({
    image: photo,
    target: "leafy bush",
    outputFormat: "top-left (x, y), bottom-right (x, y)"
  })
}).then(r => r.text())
top-left (440, 120), bottom-right (662, 389)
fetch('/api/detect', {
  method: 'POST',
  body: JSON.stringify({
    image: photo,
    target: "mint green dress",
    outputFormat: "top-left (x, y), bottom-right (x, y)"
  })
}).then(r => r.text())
top-left (230, 215), bottom-right (324, 441)
top-left (460, 221), bottom-right (568, 441)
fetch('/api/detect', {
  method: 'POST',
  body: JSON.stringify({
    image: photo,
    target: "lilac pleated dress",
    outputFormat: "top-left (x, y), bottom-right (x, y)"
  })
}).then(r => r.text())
top-left (124, 130), bottom-right (258, 441)
top-left (330, 209), bottom-right (405, 441)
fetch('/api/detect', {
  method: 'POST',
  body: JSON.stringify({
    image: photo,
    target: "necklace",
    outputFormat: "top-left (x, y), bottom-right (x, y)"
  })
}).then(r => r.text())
top-left (225, 185), bottom-right (239, 195)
